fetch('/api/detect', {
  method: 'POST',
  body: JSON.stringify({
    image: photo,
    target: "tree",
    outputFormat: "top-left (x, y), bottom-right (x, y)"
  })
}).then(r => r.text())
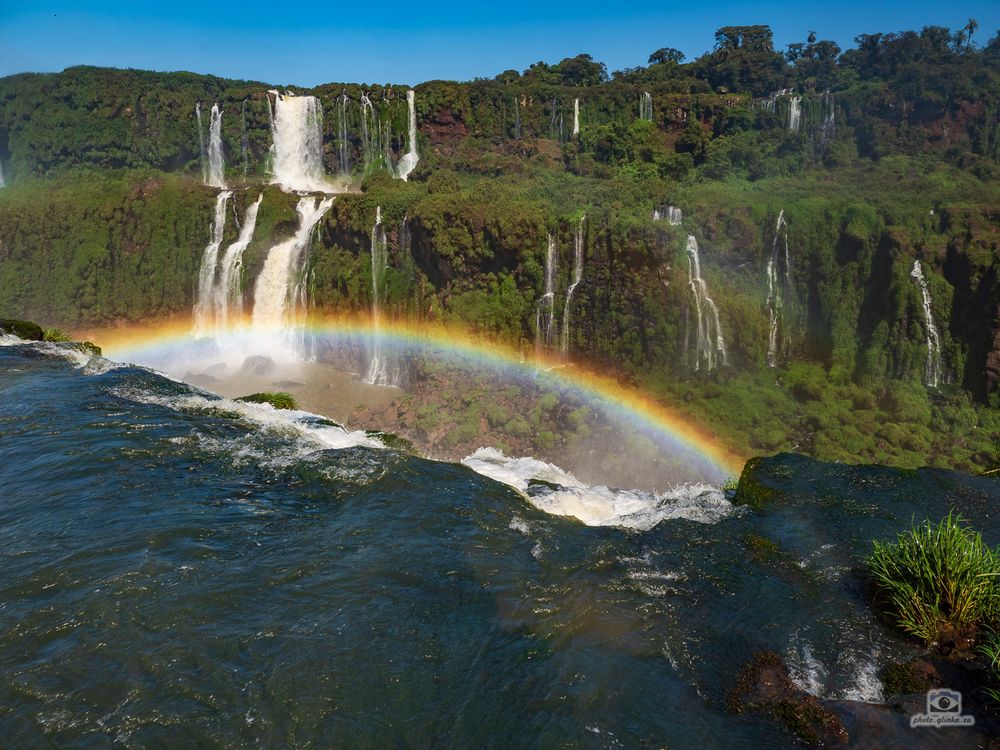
top-left (648, 47), bottom-right (685, 65)
top-left (965, 18), bottom-right (979, 49)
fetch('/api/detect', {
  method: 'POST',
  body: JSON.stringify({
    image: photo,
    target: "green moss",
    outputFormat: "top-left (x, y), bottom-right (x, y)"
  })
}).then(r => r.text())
top-left (881, 662), bottom-right (935, 696)
top-left (0, 318), bottom-right (44, 340)
top-left (732, 457), bottom-right (783, 510)
top-left (366, 430), bottom-right (416, 453)
top-left (235, 392), bottom-right (298, 411)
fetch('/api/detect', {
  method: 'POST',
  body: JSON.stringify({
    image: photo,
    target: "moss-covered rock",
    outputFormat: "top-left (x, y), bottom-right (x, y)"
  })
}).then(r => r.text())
top-left (733, 457), bottom-right (784, 510)
top-left (365, 430), bottom-right (416, 453)
top-left (0, 318), bottom-right (44, 340)
top-left (236, 392), bottom-right (298, 410)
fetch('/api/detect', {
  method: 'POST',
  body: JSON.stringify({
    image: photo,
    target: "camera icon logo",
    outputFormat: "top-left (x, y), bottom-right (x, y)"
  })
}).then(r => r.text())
top-left (910, 688), bottom-right (975, 728)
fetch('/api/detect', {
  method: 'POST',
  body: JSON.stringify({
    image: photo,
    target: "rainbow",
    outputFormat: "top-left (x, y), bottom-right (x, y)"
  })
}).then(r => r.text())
top-left (79, 316), bottom-right (746, 478)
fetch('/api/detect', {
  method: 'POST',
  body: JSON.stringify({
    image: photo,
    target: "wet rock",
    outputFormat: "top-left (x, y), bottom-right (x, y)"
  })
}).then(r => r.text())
top-left (728, 651), bottom-right (848, 746)
top-left (733, 456), bottom-right (785, 510)
top-left (0, 318), bottom-right (44, 340)
top-left (241, 355), bottom-right (274, 375)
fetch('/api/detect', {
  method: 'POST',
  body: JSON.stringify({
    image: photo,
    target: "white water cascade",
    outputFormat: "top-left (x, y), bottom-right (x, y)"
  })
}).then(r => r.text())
top-left (195, 103), bottom-right (208, 183)
top-left (240, 99), bottom-right (250, 176)
top-left (396, 90), bottom-right (419, 181)
top-left (251, 196), bottom-right (334, 356)
top-left (766, 210), bottom-right (791, 367)
top-left (535, 235), bottom-right (558, 352)
top-left (640, 91), bottom-right (653, 121)
top-left (206, 103), bottom-right (226, 188)
top-left (337, 94), bottom-right (351, 175)
top-left (911, 261), bottom-right (943, 388)
top-left (192, 191), bottom-right (232, 337)
top-left (561, 217), bottom-right (585, 355)
top-left (653, 205), bottom-right (682, 225)
top-left (788, 96), bottom-right (802, 132)
top-left (270, 92), bottom-right (328, 193)
top-left (0, 158), bottom-right (5, 188)
top-left (364, 207), bottom-right (398, 385)
top-left (820, 91), bottom-right (836, 144)
top-left (213, 193), bottom-right (264, 333)
top-left (573, 98), bottom-right (580, 136)
top-left (686, 235), bottom-right (726, 372)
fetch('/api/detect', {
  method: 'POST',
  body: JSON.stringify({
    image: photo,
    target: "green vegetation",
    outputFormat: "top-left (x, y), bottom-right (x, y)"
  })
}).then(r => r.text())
top-left (2, 23), bottom-right (1000, 473)
top-left (0, 318), bottom-right (43, 340)
top-left (235, 392), bottom-right (299, 410)
top-left (867, 513), bottom-right (1000, 646)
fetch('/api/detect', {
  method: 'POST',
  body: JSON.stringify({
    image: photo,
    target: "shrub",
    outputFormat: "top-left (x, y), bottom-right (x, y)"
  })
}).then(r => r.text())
top-left (868, 513), bottom-right (1000, 646)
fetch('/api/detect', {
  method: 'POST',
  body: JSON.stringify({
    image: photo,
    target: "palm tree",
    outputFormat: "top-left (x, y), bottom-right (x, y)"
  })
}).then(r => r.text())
top-left (965, 18), bottom-right (979, 49)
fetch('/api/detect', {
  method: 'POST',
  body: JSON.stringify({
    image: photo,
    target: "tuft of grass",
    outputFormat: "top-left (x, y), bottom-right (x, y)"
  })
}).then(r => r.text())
top-left (42, 327), bottom-right (71, 342)
top-left (868, 512), bottom-right (1000, 646)
top-left (235, 392), bottom-right (298, 411)
top-left (976, 629), bottom-right (1000, 705)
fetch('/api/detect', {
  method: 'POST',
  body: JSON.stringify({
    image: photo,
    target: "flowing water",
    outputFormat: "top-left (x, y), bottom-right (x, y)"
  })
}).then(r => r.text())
top-left (4, 338), bottom-right (999, 747)
top-left (560, 217), bottom-right (585, 355)
top-left (337, 93), bottom-right (351, 176)
top-left (250, 196), bottom-right (334, 357)
top-left (195, 102), bottom-right (208, 183)
top-left (653, 205), bottom-right (682, 225)
top-left (192, 191), bottom-right (232, 337)
top-left (214, 193), bottom-right (264, 333)
top-left (788, 96), bottom-right (802, 132)
top-left (207, 103), bottom-right (226, 188)
top-left (240, 99), bottom-right (250, 176)
top-left (0, 157), bottom-right (6, 188)
top-left (911, 260), bottom-right (943, 387)
top-left (572, 97), bottom-right (580, 136)
top-left (535, 234), bottom-right (558, 352)
top-left (766, 209), bottom-right (791, 367)
top-left (363, 206), bottom-right (397, 386)
top-left (270, 93), bottom-right (328, 193)
top-left (686, 235), bottom-right (726, 372)
top-left (395, 89), bottom-right (420, 181)
top-left (640, 91), bottom-right (653, 121)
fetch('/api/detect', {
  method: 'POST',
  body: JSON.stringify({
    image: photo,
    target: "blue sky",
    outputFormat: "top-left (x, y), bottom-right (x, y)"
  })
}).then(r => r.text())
top-left (1, 1), bottom-right (997, 86)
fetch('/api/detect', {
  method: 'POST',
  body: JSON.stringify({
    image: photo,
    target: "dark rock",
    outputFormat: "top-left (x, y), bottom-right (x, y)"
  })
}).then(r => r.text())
top-left (733, 456), bottom-right (785, 509)
top-left (0, 318), bottom-right (44, 341)
top-left (241, 355), bottom-right (275, 375)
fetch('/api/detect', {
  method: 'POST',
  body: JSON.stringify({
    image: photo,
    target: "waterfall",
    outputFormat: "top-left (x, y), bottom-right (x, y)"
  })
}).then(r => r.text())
top-left (513, 96), bottom-right (522, 140)
top-left (911, 261), bottom-right (943, 388)
top-left (0, 158), bottom-right (5, 188)
top-left (251, 196), bottom-right (334, 357)
top-left (364, 207), bottom-right (398, 385)
top-left (640, 92), bottom-right (653, 121)
top-left (686, 235), bottom-right (726, 372)
top-left (766, 210), bottom-right (791, 367)
top-left (820, 91), bottom-right (836, 144)
top-left (360, 93), bottom-right (379, 171)
top-left (535, 235), bottom-right (558, 352)
top-left (561, 217), bottom-right (585, 355)
top-left (192, 191), bottom-right (232, 337)
top-left (195, 103), bottom-right (208, 183)
top-left (396, 90), bottom-right (419, 181)
top-left (653, 205), bottom-right (682, 225)
top-left (206, 103), bottom-right (226, 188)
top-left (573, 98), bottom-right (580, 136)
top-left (213, 193), bottom-right (264, 333)
top-left (788, 96), bottom-right (802, 132)
top-left (337, 94), bottom-right (351, 175)
top-left (270, 92), bottom-right (328, 193)
top-left (240, 99), bottom-right (249, 176)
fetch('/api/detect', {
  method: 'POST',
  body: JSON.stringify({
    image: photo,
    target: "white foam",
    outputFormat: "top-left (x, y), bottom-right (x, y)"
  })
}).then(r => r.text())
top-left (462, 447), bottom-right (735, 531)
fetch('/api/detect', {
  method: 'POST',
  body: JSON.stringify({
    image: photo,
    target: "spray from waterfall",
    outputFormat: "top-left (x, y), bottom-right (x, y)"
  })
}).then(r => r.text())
top-left (364, 207), bottom-right (399, 385)
top-left (270, 92), bottom-right (328, 192)
top-left (251, 196), bottom-right (334, 358)
top-left (192, 191), bottom-right (232, 337)
top-left (686, 235), bottom-right (726, 372)
top-left (640, 92), bottom-right (653, 121)
top-left (396, 90), bottom-right (419, 181)
top-left (911, 261), bottom-right (943, 388)
top-left (337, 94), bottom-right (351, 176)
top-left (206, 104), bottom-right (226, 188)
top-left (195, 103), bottom-right (208, 183)
top-left (573, 98), bottom-right (580, 136)
top-left (788, 96), bottom-right (802, 132)
top-left (535, 235), bottom-right (558, 352)
top-left (561, 217), bottom-right (585, 355)
top-left (766, 210), bottom-right (792, 367)
top-left (213, 193), bottom-right (263, 333)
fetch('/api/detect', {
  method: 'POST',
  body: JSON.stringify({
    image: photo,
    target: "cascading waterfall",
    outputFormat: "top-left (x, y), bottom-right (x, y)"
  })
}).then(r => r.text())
top-left (395, 90), bottom-right (419, 181)
top-left (788, 96), bottom-right (802, 132)
top-left (766, 210), bottom-right (791, 367)
top-left (195, 103), bottom-right (208, 183)
top-left (0, 158), bottom-right (5, 188)
top-left (561, 217), bottom-right (585, 355)
top-left (535, 235), bottom-right (558, 352)
top-left (270, 92), bottom-right (328, 192)
top-left (192, 191), bottom-right (232, 337)
top-left (820, 91), bottom-right (836, 144)
top-left (911, 261), bottom-right (943, 388)
top-left (640, 91), bottom-right (653, 121)
top-left (251, 196), bottom-right (334, 357)
top-left (240, 99), bottom-right (250, 176)
top-left (213, 193), bottom-right (264, 333)
top-left (337, 94), bottom-right (351, 175)
top-left (686, 235), bottom-right (727, 372)
top-left (653, 205), bottom-right (682, 225)
top-left (513, 96), bottom-right (522, 140)
top-left (364, 207), bottom-right (397, 385)
top-left (360, 93), bottom-right (379, 171)
top-left (206, 103), bottom-right (226, 188)
top-left (573, 98), bottom-right (580, 136)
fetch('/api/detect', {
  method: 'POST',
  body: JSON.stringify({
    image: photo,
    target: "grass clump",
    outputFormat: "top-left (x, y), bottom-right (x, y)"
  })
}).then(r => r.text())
top-left (235, 392), bottom-right (298, 411)
top-left (868, 512), bottom-right (1000, 646)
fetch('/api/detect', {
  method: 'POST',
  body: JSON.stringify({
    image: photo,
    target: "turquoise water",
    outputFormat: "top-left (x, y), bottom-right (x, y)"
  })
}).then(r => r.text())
top-left (2, 340), bottom-right (999, 747)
